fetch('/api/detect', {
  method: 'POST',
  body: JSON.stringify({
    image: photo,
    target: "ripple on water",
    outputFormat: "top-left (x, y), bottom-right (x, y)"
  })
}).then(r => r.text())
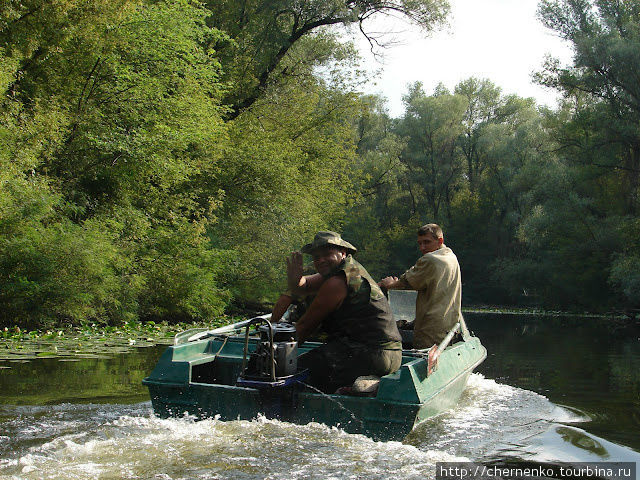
top-left (0, 407), bottom-right (466, 479)
top-left (0, 374), bottom-right (635, 480)
top-left (405, 373), bottom-right (588, 457)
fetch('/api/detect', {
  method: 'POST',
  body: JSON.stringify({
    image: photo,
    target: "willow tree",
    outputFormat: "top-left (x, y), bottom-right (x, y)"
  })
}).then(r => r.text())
top-left (538, 0), bottom-right (640, 215)
top-left (397, 82), bottom-right (467, 222)
top-left (536, 0), bottom-right (640, 310)
top-left (341, 94), bottom-right (409, 279)
top-left (204, 0), bottom-right (450, 118)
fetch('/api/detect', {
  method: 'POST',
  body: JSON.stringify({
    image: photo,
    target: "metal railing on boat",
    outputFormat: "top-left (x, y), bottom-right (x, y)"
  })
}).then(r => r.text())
top-left (173, 314), bottom-right (272, 345)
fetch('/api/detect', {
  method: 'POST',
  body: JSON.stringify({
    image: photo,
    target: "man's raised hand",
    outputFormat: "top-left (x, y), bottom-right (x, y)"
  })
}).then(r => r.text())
top-left (286, 251), bottom-right (304, 291)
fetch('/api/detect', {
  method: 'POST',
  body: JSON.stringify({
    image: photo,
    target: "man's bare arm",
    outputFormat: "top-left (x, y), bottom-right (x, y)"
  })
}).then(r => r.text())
top-left (271, 294), bottom-right (293, 323)
top-left (295, 276), bottom-right (347, 343)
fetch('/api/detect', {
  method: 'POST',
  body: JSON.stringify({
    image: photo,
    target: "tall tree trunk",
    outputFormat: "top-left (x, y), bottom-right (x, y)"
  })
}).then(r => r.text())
top-left (624, 142), bottom-right (640, 215)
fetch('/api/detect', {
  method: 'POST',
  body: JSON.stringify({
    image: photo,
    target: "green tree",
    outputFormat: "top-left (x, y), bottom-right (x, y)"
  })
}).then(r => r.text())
top-left (534, 0), bottom-right (640, 310)
top-left (454, 77), bottom-right (502, 193)
top-left (344, 80), bottom-right (559, 307)
top-left (538, 0), bottom-right (640, 215)
top-left (342, 95), bottom-right (413, 278)
top-left (204, 0), bottom-right (450, 118)
top-left (449, 94), bottom-right (549, 305)
top-left (1, 0), bottom-right (234, 326)
top-left (397, 82), bottom-right (467, 221)
top-left (211, 44), bottom-right (363, 301)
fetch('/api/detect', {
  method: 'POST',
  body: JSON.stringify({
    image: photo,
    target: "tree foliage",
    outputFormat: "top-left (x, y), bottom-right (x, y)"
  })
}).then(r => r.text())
top-left (1, 0), bottom-right (233, 326)
top-left (204, 0), bottom-right (449, 118)
top-left (3, 0), bottom-right (640, 329)
top-left (538, 0), bottom-right (640, 214)
top-left (348, 1), bottom-right (640, 313)
top-left (3, 0), bottom-right (451, 327)
top-left (527, 0), bottom-right (640, 309)
top-left (346, 80), bottom-right (554, 306)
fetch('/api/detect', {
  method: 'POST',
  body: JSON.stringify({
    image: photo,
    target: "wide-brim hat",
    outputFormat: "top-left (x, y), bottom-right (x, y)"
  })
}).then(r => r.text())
top-left (301, 231), bottom-right (357, 254)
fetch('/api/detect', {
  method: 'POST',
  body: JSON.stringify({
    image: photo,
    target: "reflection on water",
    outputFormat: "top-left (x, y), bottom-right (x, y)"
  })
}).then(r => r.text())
top-left (467, 313), bottom-right (640, 452)
top-left (0, 313), bottom-right (639, 479)
top-left (0, 346), bottom-right (164, 405)
top-left (556, 426), bottom-right (610, 458)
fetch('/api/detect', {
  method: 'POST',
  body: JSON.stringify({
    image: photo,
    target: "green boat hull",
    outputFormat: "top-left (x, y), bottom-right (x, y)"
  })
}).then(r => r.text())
top-left (143, 334), bottom-right (486, 441)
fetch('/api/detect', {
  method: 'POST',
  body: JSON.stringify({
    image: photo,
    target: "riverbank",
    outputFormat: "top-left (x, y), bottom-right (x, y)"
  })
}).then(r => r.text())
top-left (462, 306), bottom-right (630, 319)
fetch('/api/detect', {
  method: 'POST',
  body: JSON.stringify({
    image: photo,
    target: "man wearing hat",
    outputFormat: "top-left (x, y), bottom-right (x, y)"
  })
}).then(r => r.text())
top-left (271, 231), bottom-right (402, 393)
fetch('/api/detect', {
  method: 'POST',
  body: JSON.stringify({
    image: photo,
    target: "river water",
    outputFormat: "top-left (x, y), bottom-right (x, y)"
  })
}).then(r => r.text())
top-left (0, 313), bottom-right (638, 480)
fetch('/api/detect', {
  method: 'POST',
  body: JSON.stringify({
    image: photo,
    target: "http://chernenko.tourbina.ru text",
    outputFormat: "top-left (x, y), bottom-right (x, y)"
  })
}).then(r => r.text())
top-left (435, 462), bottom-right (636, 480)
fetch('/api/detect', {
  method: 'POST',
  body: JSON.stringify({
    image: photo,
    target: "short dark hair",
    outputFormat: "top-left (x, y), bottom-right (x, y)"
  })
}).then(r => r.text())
top-left (417, 223), bottom-right (443, 240)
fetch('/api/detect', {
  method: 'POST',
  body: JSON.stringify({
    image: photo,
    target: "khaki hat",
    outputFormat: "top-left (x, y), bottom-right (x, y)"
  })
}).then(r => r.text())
top-left (301, 231), bottom-right (357, 254)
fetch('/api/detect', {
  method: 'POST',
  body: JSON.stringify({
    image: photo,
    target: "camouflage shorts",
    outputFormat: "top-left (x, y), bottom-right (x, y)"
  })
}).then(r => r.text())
top-left (298, 337), bottom-right (402, 393)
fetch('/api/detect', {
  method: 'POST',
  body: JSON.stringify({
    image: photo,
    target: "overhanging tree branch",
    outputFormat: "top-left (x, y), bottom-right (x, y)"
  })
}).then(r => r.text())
top-left (221, 0), bottom-right (449, 120)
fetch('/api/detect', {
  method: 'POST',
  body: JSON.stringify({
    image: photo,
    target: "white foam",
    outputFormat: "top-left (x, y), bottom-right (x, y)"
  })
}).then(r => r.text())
top-left (0, 378), bottom-right (609, 480)
top-left (1, 410), bottom-right (476, 480)
top-left (404, 373), bottom-right (590, 459)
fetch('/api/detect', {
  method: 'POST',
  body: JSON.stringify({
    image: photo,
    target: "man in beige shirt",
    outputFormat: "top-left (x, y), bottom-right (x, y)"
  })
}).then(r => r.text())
top-left (379, 224), bottom-right (462, 349)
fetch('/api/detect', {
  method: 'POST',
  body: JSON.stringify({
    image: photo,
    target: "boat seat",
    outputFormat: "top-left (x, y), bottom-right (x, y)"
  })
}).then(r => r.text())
top-left (335, 375), bottom-right (380, 397)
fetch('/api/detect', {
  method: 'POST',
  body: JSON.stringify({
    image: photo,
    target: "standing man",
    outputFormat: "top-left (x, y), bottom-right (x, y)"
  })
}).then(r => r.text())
top-left (378, 224), bottom-right (462, 350)
top-left (271, 231), bottom-right (402, 393)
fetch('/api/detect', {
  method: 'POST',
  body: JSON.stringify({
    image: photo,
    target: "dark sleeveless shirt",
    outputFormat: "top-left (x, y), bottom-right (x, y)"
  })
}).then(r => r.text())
top-left (322, 255), bottom-right (401, 347)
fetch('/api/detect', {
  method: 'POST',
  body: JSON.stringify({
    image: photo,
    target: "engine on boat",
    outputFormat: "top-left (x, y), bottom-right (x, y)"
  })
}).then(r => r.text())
top-left (253, 322), bottom-right (298, 378)
top-left (236, 317), bottom-right (307, 387)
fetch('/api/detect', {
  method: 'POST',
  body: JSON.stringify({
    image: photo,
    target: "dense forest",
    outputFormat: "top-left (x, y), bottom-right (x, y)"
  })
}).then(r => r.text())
top-left (1, 0), bottom-right (639, 329)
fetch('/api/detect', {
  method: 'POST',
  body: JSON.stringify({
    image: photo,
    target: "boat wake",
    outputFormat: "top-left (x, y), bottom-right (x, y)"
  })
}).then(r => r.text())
top-left (406, 374), bottom-right (639, 473)
top-left (0, 374), bottom-right (637, 480)
top-left (0, 407), bottom-right (465, 480)
top-left (405, 373), bottom-right (587, 454)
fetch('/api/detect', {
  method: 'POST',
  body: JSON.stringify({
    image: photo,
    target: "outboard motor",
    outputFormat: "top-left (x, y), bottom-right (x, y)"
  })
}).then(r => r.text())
top-left (237, 317), bottom-right (308, 386)
top-left (237, 317), bottom-right (308, 418)
top-left (254, 322), bottom-right (298, 379)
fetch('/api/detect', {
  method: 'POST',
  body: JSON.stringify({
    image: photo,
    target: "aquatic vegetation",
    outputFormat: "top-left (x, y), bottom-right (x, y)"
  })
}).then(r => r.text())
top-left (0, 318), bottom-right (241, 361)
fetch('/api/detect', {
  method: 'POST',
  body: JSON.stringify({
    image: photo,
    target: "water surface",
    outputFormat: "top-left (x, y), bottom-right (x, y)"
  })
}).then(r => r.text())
top-left (469, 313), bottom-right (640, 452)
top-left (0, 313), bottom-right (638, 479)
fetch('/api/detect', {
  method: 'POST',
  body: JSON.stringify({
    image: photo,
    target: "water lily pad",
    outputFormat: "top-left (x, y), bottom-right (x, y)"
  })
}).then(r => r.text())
top-left (7, 353), bottom-right (37, 359)
top-left (0, 318), bottom-right (240, 359)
